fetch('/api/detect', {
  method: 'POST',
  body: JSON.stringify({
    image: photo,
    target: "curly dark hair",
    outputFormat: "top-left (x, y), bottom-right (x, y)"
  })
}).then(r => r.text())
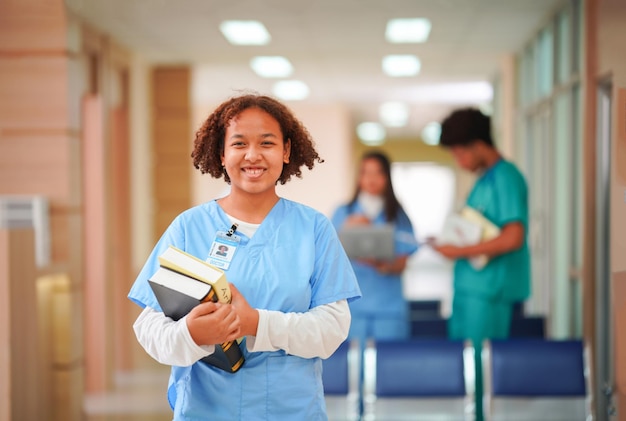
top-left (191, 93), bottom-right (324, 185)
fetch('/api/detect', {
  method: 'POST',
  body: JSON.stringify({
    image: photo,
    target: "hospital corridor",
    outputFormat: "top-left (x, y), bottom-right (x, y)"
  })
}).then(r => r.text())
top-left (1, 0), bottom-right (626, 420)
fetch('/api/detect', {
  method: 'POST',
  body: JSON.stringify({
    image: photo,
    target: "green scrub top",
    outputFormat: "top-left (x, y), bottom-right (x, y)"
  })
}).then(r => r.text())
top-left (453, 159), bottom-right (531, 302)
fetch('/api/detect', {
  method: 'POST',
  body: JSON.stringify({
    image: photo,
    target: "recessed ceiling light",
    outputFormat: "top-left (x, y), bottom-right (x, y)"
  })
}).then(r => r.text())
top-left (357, 122), bottom-right (386, 145)
top-left (408, 82), bottom-right (493, 103)
top-left (219, 20), bottom-right (271, 45)
top-left (421, 121), bottom-right (442, 145)
top-left (272, 80), bottom-right (310, 101)
top-left (386, 18), bottom-right (432, 43)
top-left (379, 102), bottom-right (409, 127)
top-left (250, 56), bottom-right (294, 78)
top-left (382, 55), bottom-right (421, 77)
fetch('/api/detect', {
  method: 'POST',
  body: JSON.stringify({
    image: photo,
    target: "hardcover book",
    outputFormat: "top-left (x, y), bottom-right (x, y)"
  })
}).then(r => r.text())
top-left (438, 206), bottom-right (501, 270)
top-left (148, 246), bottom-right (245, 373)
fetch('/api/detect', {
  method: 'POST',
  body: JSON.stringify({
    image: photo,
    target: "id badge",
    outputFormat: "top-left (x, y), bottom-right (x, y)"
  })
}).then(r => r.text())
top-left (207, 230), bottom-right (240, 270)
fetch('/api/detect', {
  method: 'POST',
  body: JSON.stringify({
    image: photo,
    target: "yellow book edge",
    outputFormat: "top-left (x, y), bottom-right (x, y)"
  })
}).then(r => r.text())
top-left (156, 245), bottom-right (245, 369)
top-left (459, 207), bottom-right (501, 270)
top-left (158, 246), bottom-right (231, 304)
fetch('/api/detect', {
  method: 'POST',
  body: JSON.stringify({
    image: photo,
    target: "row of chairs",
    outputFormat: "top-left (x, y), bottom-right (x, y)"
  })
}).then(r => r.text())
top-left (322, 338), bottom-right (591, 421)
top-left (409, 300), bottom-right (547, 340)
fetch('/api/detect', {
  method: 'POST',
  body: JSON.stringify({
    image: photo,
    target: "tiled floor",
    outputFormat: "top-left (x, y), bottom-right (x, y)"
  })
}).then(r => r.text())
top-left (85, 370), bottom-right (173, 421)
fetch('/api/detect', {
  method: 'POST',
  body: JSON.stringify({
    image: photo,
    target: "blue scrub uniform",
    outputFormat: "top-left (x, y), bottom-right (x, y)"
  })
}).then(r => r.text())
top-left (129, 199), bottom-right (361, 421)
top-left (331, 204), bottom-right (418, 343)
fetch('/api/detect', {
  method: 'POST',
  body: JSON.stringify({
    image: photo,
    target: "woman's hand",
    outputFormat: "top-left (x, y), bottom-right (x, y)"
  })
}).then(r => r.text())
top-left (371, 255), bottom-right (409, 275)
top-left (186, 301), bottom-right (241, 346)
top-left (230, 284), bottom-right (259, 337)
top-left (432, 244), bottom-right (465, 259)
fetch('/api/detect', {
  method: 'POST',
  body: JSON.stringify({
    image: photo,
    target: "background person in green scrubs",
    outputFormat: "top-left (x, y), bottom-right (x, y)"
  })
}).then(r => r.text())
top-left (432, 107), bottom-right (531, 421)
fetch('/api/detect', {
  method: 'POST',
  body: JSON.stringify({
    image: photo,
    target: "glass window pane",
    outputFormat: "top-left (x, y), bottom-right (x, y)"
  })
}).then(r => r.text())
top-left (557, 10), bottom-right (572, 84)
top-left (536, 27), bottom-right (554, 98)
top-left (391, 163), bottom-right (456, 315)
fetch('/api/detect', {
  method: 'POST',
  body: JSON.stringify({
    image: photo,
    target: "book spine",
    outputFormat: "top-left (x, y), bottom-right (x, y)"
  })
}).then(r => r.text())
top-left (221, 341), bottom-right (245, 372)
top-left (203, 281), bottom-right (244, 372)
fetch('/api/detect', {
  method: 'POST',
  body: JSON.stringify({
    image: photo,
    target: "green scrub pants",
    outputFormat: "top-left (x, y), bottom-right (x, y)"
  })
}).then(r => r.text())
top-left (448, 294), bottom-right (513, 421)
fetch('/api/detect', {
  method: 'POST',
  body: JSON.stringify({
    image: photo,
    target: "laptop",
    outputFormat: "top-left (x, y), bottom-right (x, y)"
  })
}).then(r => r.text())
top-left (338, 224), bottom-right (395, 260)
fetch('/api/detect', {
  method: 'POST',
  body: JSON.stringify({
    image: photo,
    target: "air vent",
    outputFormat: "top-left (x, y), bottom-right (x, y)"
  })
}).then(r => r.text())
top-left (0, 196), bottom-right (50, 267)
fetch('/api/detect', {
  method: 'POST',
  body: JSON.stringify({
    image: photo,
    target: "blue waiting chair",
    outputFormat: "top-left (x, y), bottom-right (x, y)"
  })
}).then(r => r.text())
top-left (482, 339), bottom-right (591, 420)
top-left (509, 316), bottom-right (546, 338)
top-left (410, 317), bottom-right (449, 339)
top-left (362, 339), bottom-right (475, 420)
top-left (322, 339), bottom-right (361, 421)
top-left (409, 299), bottom-right (442, 319)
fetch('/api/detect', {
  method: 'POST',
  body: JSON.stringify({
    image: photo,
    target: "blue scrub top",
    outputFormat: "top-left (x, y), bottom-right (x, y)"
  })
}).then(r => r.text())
top-left (129, 198), bottom-right (361, 421)
top-left (331, 203), bottom-right (419, 318)
top-left (454, 159), bottom-right (531, 301)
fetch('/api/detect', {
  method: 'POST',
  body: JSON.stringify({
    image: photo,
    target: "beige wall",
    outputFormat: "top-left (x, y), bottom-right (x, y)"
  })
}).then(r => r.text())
top-left (130, 53), bottom-right (154, 274)
top-left (0, 1), bottom-right (87, 418)
top-left (277, 102), bottom-right (353, 217)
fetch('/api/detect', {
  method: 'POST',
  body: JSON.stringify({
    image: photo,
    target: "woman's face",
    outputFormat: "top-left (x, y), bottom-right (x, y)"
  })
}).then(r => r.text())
top-left (221, 107), bottom-right (291, 198)
top-left (358, 157), bottom-right (387, 196)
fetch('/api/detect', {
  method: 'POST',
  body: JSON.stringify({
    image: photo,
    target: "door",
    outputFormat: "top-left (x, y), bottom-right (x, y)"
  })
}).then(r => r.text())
top-left (595, 79), bottom-right (615, 420)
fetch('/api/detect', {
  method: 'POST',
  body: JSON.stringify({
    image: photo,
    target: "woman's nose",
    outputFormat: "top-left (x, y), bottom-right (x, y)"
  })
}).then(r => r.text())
top-left (245, 145), bottom-right (261, 161)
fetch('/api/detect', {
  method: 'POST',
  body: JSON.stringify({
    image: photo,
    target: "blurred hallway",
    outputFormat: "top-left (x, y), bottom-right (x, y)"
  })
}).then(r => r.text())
top-left (85, 370), bottom-right (171, 421)
top-left (2, 0), bottom-right (626, 420)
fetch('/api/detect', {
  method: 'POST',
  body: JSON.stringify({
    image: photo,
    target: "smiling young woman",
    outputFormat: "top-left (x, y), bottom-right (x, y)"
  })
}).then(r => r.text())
top-left (128, 93), bottom-right (361, 420)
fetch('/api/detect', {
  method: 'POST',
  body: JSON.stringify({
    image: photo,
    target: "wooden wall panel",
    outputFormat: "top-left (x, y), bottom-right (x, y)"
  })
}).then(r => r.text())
top-left (0, 57), bottom-right (69, 129)
top-left (110, 106), bottom-right (134, 371)
top-left (153, 68), bottom-right (189, 107)
top-left (0, 133), bottom-right (78, 204)
top-left (82, 95), bottom-right (112, 393)
top-left (155, 118), bottom-right (193, 155)
top-left (0, 0), bottom-right (67, 52)
top-left (0, 1), bottom-right (85, 419)
top-left (0, 229), bottom-right (47, 421)
top-left (152, 67), bottom-right (191, 240)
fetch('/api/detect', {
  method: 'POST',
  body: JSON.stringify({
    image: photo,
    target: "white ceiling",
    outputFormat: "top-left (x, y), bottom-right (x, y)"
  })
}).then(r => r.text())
top-left (66, 0), bottom-right (561, 140)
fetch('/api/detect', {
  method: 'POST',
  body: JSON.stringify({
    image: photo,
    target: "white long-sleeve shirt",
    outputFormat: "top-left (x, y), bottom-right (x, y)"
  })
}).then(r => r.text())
top-left (133, 299), bottom-right (350, 367)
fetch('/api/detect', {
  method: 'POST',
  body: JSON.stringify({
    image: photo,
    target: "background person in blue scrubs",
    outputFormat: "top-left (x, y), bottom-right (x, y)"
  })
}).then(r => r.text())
top-left (129, 94), bottom-right (361, 420)
top-left (332, 151), bottom-right (419, 345)
top-left (432, 107), bottom-right (530, 421)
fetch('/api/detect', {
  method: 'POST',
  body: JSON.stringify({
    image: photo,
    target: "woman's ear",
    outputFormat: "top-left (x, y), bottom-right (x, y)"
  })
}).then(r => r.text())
top-left (283, 138), bottom-right (291, 164)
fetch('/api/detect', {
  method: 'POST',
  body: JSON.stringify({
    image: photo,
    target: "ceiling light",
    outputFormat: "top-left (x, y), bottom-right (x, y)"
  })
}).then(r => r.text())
top-left (379, 101), bottom-right (409, 127)
top-left (421, 122), bottom-right (442, 145)
top-left (382, 55), bottom-right (421, 77)
top-left (357, 122), bottom-right (386, 145)
top-left (250, 56), bottom-right (293, 78)
top-left (219, 20), bottom-right (271, 45)
top-left (386, 18), bottom-right (432, 43)
top-left (272, 80), bottom-right (310, 101)
top-left (408, 82), bottom-right (493, 103)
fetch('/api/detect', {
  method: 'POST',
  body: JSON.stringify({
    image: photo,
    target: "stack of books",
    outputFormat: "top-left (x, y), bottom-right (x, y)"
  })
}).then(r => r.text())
top-left (148, 245), bottom-right (245, 373)
top-left (437, 206), bottom-right (500, 270)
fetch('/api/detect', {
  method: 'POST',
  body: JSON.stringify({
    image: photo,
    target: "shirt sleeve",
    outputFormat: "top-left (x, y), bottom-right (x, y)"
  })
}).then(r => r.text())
top-left (494, 164), bottom-right (528, 227)
top-left (330, 205), bottom-right (349, 230)
top-left (132, 306), bottom-right (215, 367)
top-left (394, 210), bottom-right (419, 256)
top-left (246, 300), bottom-right (350, 359)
